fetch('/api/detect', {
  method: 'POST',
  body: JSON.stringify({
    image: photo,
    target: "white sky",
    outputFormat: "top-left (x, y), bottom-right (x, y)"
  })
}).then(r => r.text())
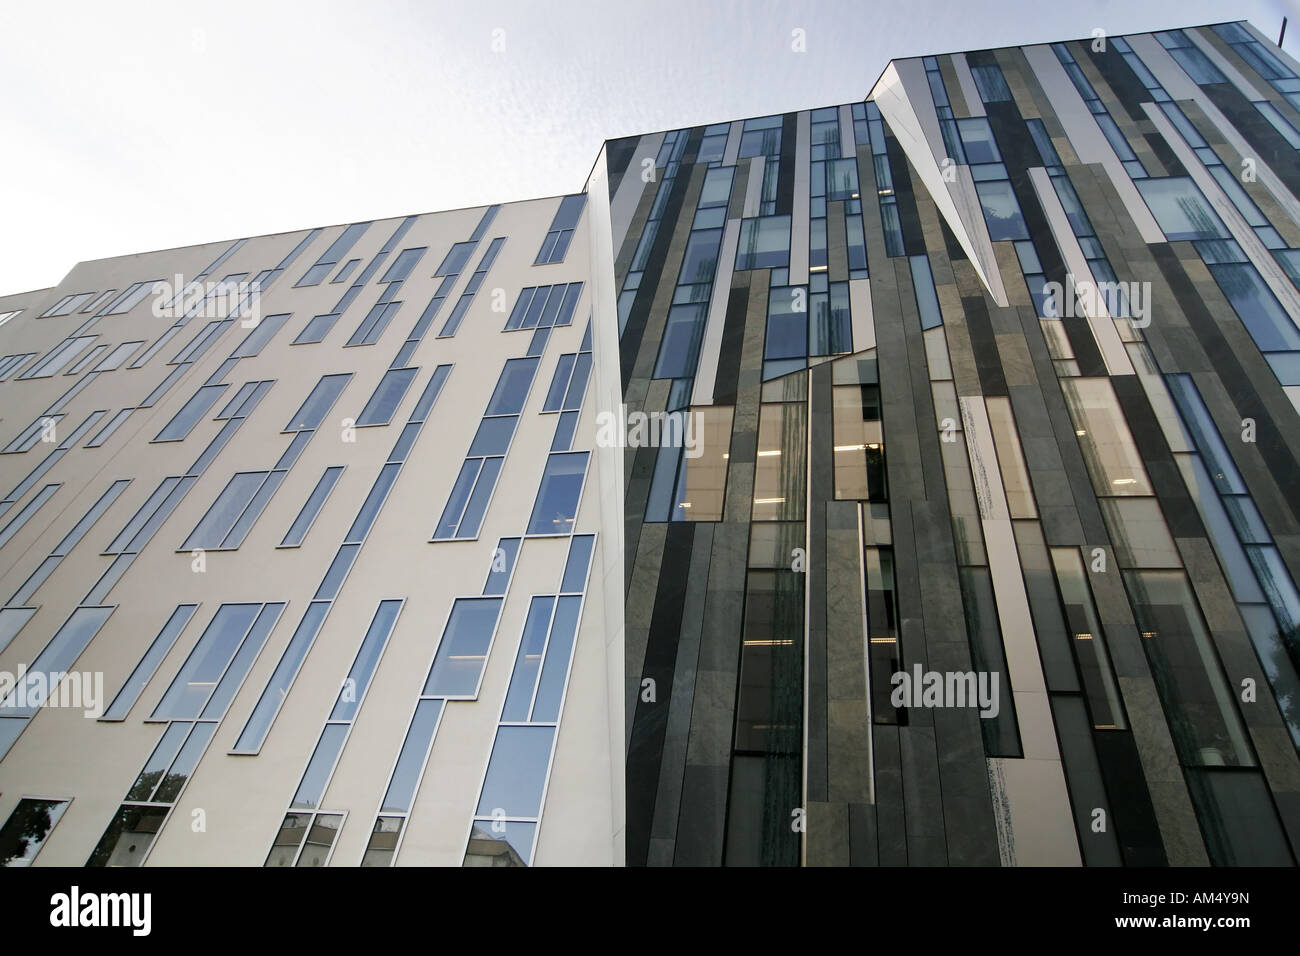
top-left (2, 0), bottom-right (1299, 294)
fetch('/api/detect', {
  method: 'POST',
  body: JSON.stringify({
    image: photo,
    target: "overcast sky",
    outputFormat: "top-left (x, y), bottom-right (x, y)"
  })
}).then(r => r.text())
top-left (2, 0), bottom-right (1299, 294)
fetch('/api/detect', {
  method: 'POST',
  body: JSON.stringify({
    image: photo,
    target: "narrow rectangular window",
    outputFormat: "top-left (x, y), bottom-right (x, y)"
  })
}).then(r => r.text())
top-left (543, 355), bottom-right (576, 412)
top-left (435, 242), bottom-right (476, 276)
top-left (0, 798), bottom-right (70, 865)
top-left (286, 373), bottom-right (352, 432)
top-left (477, 725), bottom-right (555, 816)
top-left (104, 281), bottom-right (162, 315)
top-left (356, 367), bottom-right (418, 426)
top-left (735, 215), bottom-right (791, 270)
top-left (153, 384), bottom-right (228, 442)
top-left (231, 313), bottom-right (289, 357)
top-left (296, 223), bottom-right (371, 287)
top-left (181, 471), bottom-right (268, 550)
top-left (94, 341), bottom-right (144, 371)
top-left (534, 195), bottom-right (586, 264)
top-left (0, 483), bottom-right (59, 548)
top-left (346, 301), bottom-right (403, 347)
top-left (381, 698), bottom-right (444, 812)
top-left (280, 466), bottom-right (344, 548)
top-left (485, 357), bottom-right (540, 415)
top-left (424, 597), bottom-right (503, 697)
top-left (232, 602), bottom-right (330, 753)
top-left (0, 606), bottom-right (115, 717)
top-left (149, 603), bottom-right (263, 719)
top-left (483, 537), bottom-right (521, 595)
top-left (102, 604), bottom-right (199, 721)
top-left (527, 452), bottom-right (589, 535)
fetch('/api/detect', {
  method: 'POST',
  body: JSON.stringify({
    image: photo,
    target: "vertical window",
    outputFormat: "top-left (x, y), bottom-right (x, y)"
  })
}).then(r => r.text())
top-left (0, 798), bottom-right (69, 866)
top-left (527, 452), bottom-right (590, 535)
top-left (1124, 569), bottom-right (1254, 768)
top-left (534, 194), bottom-right (586, 265)
top-left (735, 215), bottom-right (791, 270)
top-left (296, 223), bottom-right (371, 287)
top-left (423, 598), bottom-right (504, 697)
top-left (1058, 378), bottom-right (1153, 495)
top-left (150, 603), bottom-right (284, 720)
top-left (356, 368), bottom-right (418, 427)
top-left (752, 403), bottom-right (807, 521)
top-left (102, 605), bottom-right (199, 721)
top-left (286, 373), bottom-right (352, 432)
top-left (153, 385), bottom-right (228, 442)
top-left (279, 467), bottom-right (344, 548)
top-left (485, 358), bottom-right (540, 415)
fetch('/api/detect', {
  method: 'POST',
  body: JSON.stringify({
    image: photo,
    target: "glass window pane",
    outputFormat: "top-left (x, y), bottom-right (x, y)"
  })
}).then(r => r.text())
top-left (678, 406), bottom-right (733, 520)
top-left (457, 456), bottom-right (503, 537)
top-left (435, 241), bottom-right (475, 276)
top-left (151, 603), bottom-right (261, 719)
top-left (958, 566), bottom-right (1022, 756)
top-left (1050, 548), bottom-right (1126, 729)
top-left (1207, 262), bottom-right (1300, 352)
top-left (1100, 498), bottom-right (1181, 567)
top-left (1059, 378), bottom-right (1153, 495)
top-left (985, 397), bottom-right (1036, 518)
top-left (974, 180), bottom-right (1029, 240)
top-left (345, 463), bottom-right (401, 544)
top-left (424, 598), bottom-right (503, 696)
top-left (331, 599), bottom-right (402, 720)
top-left (734, 570), bottom-right (805, 751)
top-left (200, 603), bottom-right (284, 719)
top-left (433, 459), bottom-right (482, 539)
top-left (654, 303), bottom-right (708, 379)
top-left (280, 466), bottom-right (344, 548)
top-left (361, 816), bottom-right (404, 867)
top-left (464, 820), bottom-right (535, 867)
top-left (233, 601), bottom-right (330, 753)
top-left (560, 535), bottom-right (596, 593)
top-left (356, 367), bottom-right (417, 426)
top-left (503, 596), bottom-right (555, 722)
top-left (485, 358), bottom-right (540, 416)
top-left (314, 544), bottom-right (360, 600)
top-left (699, 166), bottom-right (735, 207)
top-left (468, 416), bottom-right (517, 457)
top-left (526, 452), bottom-right (589, 535)
top-left (736, 215), bottom-right (791, 271)
top-left (102, 605), bottom-right (199, 720)
top-left (476, 725), bottom-right (555, 817)
top-left (286, 373), bottom-right (352, 432)
top-left (154, 385), bottom-right (228, 442)
top-left (1124, 569), bottom-right (1254, 767)
top-left (754, 403), bottom-right (808, 520)
top-left (0, 798), bottom-right (70, 866)
top-left (766, 287), bottom-right (807, 360)
top-left (86, 805), bottom-right (168, 867)
top-left (1136, 177), bottom-right (1230, 241)
top-left (292, 724), bottom-right (349, 809)
top-left (531, 595), bottom-right (581, 722)
top-left (294, 813), bottom-right (343, 867)
top-left (958, 117), bottom-right (1001, 163)
top-left (483, 538), bottom-right (522, 596)
top-left (381, 699), bottom-right (443, 812)
top-left (910, 255), bottom-right (943, 330)
top-left (151, 721), bottom-right (216, 802)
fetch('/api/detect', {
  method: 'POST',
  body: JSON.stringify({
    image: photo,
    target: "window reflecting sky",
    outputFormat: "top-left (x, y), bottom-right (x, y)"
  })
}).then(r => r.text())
top-left (1, 0), bottom-right (1296, 291)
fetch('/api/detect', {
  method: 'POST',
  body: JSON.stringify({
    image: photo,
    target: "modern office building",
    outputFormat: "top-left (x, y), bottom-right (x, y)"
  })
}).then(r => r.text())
top-left (4, 18), bottom-right (1300, 868)
top-left (603, 19), bottom-right (1300, 867)
top-left (0, 198), bottom-right (624, 866)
